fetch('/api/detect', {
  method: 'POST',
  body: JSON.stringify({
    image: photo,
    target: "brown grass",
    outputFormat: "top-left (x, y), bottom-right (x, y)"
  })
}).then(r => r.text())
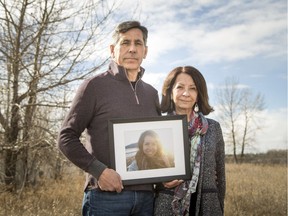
top-left (0, 174), bottom-right (85, 216)
top-left (225, 163), bottom-right (287, 216)
top-left (0, 163), bottom-right (287, 216)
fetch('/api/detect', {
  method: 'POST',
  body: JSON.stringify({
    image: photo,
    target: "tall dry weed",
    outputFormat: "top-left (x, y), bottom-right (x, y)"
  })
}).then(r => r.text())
top-left (225, 163), bottom-right (287, 216)
top-left (0, 173), bottom-right (84, 216)
top-left (0, 163), bottom-right (287, 215)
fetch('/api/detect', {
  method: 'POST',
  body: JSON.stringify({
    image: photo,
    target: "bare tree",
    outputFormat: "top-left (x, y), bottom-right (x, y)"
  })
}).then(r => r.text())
top-left (0, 0), bottom-right (118, 191)
top-left (216, 77), bottom-right (265, 163)
top-left (239, 89), bottom-right (265, 157)
top-left (216, 77), bottom-right (242, 163)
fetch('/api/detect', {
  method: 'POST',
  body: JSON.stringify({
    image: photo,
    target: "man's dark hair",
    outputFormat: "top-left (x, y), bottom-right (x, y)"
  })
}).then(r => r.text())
top-left (112, 21), bottom-right (148, 45)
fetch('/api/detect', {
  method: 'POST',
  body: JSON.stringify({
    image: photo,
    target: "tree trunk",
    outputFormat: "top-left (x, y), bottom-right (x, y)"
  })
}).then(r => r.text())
top-left (4, 103), bottom-right (21, 191)
top-left (231, 123), bottom-right (238, 163)
top-left (4, 149), bottom-right (18, 192)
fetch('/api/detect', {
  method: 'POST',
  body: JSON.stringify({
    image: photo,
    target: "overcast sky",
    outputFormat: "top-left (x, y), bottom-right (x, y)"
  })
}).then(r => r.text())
top-left (103, 0), bottom-right (287, 153)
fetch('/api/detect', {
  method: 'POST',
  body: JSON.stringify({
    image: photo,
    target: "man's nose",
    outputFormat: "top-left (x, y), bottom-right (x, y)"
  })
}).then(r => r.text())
top-left (129, 44), bottom-right (136, 53)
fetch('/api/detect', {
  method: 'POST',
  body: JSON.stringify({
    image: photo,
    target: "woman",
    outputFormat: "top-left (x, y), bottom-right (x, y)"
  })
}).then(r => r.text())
top-left (154, 66), bottom-right (225, 216)
top-left (128, 130), bottom-right (174, 171)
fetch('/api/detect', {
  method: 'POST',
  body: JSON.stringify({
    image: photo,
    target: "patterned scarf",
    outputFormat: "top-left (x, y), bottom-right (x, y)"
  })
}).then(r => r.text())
top-left (171, 111), bottom-right (208, 216)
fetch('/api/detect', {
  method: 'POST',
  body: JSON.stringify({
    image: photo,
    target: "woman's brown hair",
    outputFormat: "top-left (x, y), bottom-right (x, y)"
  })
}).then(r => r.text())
top-left (161, 66), bottom-right (214, 115)
top-left (135, 130), bottom-right (172, 170)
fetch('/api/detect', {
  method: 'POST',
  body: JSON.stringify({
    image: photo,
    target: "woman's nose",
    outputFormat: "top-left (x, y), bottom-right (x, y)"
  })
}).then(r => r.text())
top-left (182, 89), bottom-right (190, 96)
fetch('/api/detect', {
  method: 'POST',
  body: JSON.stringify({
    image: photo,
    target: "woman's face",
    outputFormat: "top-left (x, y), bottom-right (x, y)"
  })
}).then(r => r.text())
top-left (172, 73), bottom-right (198, 115)
top-left (142, 135), bottom-right (158, 157)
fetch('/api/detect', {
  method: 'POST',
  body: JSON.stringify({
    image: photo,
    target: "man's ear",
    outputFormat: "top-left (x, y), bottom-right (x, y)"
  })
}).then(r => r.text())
top-left (143, 46), bottom-right (148, 59)
top-left (110, 45), bottom-right (115, 58)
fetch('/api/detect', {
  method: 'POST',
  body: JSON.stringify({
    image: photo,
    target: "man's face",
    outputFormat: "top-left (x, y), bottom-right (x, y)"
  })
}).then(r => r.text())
top-left (110, 28), bottom-right (148, 74)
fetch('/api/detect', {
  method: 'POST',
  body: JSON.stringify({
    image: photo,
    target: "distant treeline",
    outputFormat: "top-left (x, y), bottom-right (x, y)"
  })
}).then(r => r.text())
top-left (225, 149), bottom-right (287, 164)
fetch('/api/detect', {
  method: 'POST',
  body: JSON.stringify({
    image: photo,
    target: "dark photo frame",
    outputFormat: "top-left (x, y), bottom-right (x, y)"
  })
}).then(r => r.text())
top-left (108, 115), bottom-right (191, 185)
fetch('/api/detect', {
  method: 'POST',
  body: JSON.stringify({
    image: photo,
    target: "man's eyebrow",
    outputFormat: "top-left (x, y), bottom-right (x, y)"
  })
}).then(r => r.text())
top-left (135, 39), bottom-right (143, 42)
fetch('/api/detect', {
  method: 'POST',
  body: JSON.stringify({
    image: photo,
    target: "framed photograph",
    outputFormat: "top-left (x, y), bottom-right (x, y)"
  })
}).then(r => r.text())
top-left (108, 115), bottom-right (191, 185)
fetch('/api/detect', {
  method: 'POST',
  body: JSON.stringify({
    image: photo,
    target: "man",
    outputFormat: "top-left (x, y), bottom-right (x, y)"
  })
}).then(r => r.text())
top-left (58, 21), bottom-right (160, 215)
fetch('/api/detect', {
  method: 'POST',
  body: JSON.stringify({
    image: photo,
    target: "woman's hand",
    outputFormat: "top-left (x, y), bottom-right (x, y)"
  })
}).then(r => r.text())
top-left (163, 179), bottom-right (184, 188)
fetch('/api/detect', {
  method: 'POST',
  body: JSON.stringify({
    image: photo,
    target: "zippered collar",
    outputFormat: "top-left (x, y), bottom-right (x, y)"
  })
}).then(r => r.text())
top-left (108, 60), bottom-right (145, 81)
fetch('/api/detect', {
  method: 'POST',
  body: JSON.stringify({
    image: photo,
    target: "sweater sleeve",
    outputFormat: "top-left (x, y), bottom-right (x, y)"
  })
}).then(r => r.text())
top-left (57, 79), bottom-right (107, 179)
top-left (215, 122), bottom-right (226, 212)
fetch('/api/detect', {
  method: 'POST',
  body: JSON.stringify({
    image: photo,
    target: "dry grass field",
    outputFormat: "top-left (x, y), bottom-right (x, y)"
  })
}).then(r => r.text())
top-left (0, 174), bottom-right (85, 216)
top-left (225, 163), bottom-right (287, 216)
top-left (0, 157), bottom-right (287, 215)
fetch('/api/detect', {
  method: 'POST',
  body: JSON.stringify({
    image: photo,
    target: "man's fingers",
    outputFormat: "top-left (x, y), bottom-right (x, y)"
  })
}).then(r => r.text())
top-left (115, 176), bottom-right (123, 193)
top-left (98, 169), bottom-right (123, 192)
